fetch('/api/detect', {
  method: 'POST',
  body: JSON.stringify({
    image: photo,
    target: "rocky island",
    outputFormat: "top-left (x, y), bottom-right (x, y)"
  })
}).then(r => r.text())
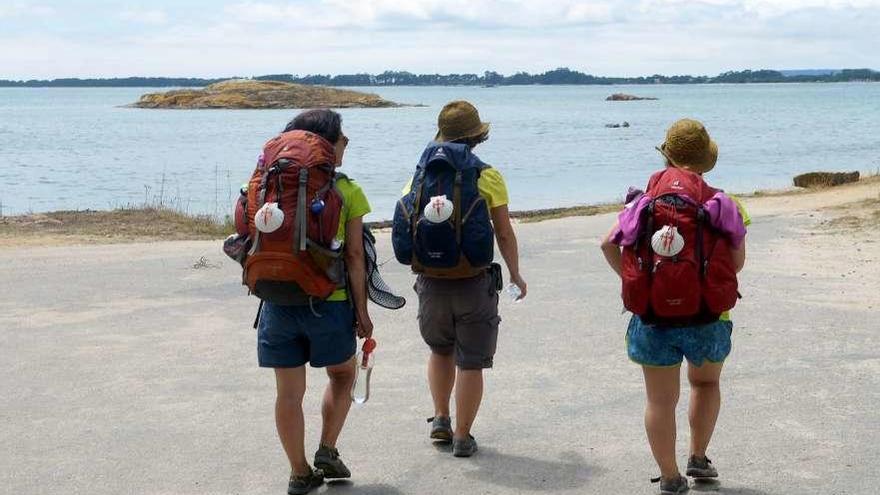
top-left (606, 93), bottom-right (659, 101)
top-left (130, 79), bottom-right (403, 109)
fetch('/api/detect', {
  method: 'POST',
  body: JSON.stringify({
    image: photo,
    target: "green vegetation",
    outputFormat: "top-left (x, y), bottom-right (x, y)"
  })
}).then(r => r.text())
top-left (3, 68), bottom-right (878, 88)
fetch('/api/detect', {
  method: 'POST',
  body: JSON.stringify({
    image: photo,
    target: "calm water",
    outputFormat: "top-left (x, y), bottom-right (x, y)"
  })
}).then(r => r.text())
top-left (1, 84), bottom-right (878, 220)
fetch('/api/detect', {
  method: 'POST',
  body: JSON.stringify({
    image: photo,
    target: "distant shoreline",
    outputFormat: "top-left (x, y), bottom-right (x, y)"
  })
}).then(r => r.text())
top-left (5, 81), bottom-right (880, 90)
top-left (2, 68), bottom-right (879, 88)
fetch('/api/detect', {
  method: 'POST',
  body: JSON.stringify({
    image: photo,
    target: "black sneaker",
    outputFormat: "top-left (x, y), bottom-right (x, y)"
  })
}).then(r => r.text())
top-left (686, 455), bottom-right (718, 478)
top-left (288, 467), bottom-right (324, 495)
top-left (314, 444), bottom-right (351, 479)
top-left (452, 435), bottom-right (478, 458)
top-left (651, 474), bottom-right (690, 494)
top-left (427, 416), bottom-right (453, 443)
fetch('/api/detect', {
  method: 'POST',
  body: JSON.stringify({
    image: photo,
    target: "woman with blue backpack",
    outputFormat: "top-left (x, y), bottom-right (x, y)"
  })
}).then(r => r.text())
top-left (392, 100), bottom-right (528, 457)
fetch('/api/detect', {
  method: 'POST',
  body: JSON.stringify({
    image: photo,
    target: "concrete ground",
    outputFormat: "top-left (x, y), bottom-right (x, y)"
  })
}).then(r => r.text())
top-left (2, 186), bottom-right (879, 495)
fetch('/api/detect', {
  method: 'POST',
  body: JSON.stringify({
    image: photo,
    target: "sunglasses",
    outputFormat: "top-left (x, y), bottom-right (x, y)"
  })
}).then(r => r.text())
top-left (340, 134), bottom-right (349, 147)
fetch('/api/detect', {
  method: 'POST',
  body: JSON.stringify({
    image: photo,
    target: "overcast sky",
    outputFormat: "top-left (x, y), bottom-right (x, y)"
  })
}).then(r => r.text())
top-left (1, 0), bottom-right (879, 79)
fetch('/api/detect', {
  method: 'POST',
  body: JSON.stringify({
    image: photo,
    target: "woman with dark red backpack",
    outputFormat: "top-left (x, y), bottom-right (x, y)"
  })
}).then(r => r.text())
top-left (600, 119), bottom-right (749, 495)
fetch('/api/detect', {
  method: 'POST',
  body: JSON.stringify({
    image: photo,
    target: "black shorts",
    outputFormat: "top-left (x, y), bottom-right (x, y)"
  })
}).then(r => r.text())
top-left (257, 301), bottom-right (356, 368)
top-left (415, 272), bottom-right (501, 369)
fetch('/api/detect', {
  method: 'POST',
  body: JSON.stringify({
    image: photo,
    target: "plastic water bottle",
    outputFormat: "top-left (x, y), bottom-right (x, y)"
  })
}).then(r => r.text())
top-left (351, 338), bottom-right (377, 405)
top-left (505, 283), bottom-right (523, 303)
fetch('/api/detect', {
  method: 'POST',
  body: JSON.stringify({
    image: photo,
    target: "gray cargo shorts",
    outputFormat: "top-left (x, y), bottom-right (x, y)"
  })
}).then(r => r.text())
top-left (414, 271), bottom-right (501, 369)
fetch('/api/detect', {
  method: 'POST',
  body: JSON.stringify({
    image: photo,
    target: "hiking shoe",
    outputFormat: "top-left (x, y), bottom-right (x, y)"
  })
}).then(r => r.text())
top-left (686, 455), bottom-right (718, 479)
top-left (428, 416), bottom-right (453, 442)
top-left (288, 467), bottom-right (324, 495)
top-left (452, 435), bottom-right (478, 457)
top-left (651, 475), bottom-right (689, 494)
top-left (313, 444), bottom-right (351, 479)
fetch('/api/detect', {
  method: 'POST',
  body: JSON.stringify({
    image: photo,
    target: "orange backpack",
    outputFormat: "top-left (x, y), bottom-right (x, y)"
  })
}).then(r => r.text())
top-left (243, 130), bottom-right (346, 305)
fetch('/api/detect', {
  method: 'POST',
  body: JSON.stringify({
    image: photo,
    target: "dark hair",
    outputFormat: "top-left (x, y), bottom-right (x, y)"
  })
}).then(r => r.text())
top-left (284, 109), bottom-right (343, 144)
top-left (452, 132), bottom-right (489, 149)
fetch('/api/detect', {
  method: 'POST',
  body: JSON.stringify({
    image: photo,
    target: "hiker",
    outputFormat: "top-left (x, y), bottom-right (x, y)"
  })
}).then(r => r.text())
top-left (600, 119), bottom-right (749, 494)
top-left (391, 100), bottom-right (527, 457)
top-left (241, 109), bottom-right (373, 495)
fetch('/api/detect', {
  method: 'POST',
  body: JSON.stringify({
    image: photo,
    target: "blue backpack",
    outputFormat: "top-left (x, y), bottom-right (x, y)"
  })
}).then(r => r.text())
top-left (392, 142), bottom-right (495, 278)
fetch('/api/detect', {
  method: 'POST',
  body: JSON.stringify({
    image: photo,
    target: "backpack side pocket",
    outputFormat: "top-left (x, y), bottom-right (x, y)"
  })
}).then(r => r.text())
top-left (459, 197), bottom-right (494, 268)
top-left (392, 197), bottom-right (415, 265)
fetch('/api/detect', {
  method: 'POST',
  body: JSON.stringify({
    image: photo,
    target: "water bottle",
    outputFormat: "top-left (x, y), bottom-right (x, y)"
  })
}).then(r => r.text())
top-left (505, 283), bottom-right (523, 303)
top-left (351, 338), bottom-right (377, 405)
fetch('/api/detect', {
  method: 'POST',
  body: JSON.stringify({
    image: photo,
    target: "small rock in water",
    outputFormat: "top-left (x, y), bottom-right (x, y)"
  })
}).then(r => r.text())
top-left (606, 93), bottom-right (658, 101)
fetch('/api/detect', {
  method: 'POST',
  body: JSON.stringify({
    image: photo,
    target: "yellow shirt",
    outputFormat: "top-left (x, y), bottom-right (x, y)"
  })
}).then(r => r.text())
top-left (401, 167), bottom-right (509, 209)
top-left (326, 176), bottom-right (371, 302)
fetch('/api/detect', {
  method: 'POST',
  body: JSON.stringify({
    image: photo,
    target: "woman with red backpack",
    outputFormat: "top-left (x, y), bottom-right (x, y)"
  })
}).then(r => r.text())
top-left (600, 119), bottom-right (749, 495)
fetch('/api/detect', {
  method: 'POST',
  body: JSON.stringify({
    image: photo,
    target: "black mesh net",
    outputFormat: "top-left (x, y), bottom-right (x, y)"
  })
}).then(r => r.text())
top-left (363, 227), bottom-right (406, 310)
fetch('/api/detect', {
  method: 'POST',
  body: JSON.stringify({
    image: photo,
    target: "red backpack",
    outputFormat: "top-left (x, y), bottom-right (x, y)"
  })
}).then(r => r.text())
top-left (621, 168), bottom-right (739, 326)
top-left (242, 130), bottom-right (346, 305)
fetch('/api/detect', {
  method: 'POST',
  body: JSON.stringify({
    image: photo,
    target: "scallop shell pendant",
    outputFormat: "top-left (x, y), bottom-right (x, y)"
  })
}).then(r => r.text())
top-left (423, 195), bottom-right (454, 223)
top-left (254, 202), bottom-right (284, 233)
top-left (651, 225), bottom-right (685, 257)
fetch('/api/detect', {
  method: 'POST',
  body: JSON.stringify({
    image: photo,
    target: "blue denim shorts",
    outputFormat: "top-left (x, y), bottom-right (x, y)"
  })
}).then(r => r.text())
top-left (626, 315), bottom-right (733, 367)
top-left (257, 300), bottom-right (356, 368)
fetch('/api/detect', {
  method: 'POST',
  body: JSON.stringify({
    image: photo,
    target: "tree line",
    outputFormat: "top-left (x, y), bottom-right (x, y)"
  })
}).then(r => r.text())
top-left (2, 68), bottom-right (879, 87)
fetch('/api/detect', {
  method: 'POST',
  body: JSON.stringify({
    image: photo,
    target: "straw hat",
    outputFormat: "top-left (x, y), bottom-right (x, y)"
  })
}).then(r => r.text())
top-left (435, 100), bottom-right (490, 142)
top-left (656, 119), bottom-right (718, 174)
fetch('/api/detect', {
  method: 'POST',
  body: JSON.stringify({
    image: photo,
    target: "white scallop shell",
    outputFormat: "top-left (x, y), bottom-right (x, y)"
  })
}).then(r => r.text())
top-left (651, 225), bottom-right (685, 257)
top-left (423, 195), bottom-right (454, 223)
top-left (254, 202), bottom-right (284, 233)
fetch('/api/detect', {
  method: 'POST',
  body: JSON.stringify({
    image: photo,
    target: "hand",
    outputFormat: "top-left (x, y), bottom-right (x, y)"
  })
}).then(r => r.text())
top-left (355, 311), bottom-right (374, 339)
top-left (510, 273), bottom-right (528, 300)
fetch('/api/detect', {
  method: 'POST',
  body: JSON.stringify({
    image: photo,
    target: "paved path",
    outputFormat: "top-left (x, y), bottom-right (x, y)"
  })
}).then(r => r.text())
top-left (2, 197), bottom-right (878, 494)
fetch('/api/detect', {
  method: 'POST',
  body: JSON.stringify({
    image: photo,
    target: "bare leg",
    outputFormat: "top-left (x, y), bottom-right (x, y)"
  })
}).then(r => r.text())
top-left (428, 352), bottom-right (456, 417)
top-left (274, 367), bottom-right (310, 476)
top-left (453, 368), bottom-right (483, 439)
top-left (687, 361), bottom-right (724, 458)
top-left (642, 365), bottom-right (682, 479)
top-left (320, 357), bottom-right (357, 449)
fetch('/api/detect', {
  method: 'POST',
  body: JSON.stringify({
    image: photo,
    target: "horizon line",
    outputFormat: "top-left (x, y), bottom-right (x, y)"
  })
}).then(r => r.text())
top-left (3, 67), bottom-right (880, 82)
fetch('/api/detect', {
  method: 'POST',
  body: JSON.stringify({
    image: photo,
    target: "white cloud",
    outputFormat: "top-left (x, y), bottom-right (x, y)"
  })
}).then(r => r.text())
top-left (119, 8), bottom-right (168, 25)
top-left (224, 0), bottom-right (618, 28)
top-left (0, 1), bottom-right (55, 18)
top-left (2, 0), bottom-right (880, 78)
top-left (636, 0), bottom-right (880, 19)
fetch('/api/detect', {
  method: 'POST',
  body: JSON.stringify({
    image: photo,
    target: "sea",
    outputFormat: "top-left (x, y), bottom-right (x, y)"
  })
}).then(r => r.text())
top-left (1, 83), bottom-right (878, 220)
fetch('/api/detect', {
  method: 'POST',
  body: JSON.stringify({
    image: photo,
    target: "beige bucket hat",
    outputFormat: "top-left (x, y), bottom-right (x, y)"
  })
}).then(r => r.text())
top-left (656, 118), bottom-right (718, 174)
top-left (435, 100), bottom-right (490, 142)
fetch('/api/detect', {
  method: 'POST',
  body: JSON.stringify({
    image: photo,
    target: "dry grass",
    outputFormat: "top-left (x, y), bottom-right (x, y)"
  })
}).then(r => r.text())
top-left (0, 208), bottom-right (234, 246)
top-left (511, 203), bottom-right (620, 223)
top-left (822, 196), bottom-right (880, 231)
top-left (3, 174), bottom-right (876, 246)
top-left (741, 174), bottom-right (880, 198)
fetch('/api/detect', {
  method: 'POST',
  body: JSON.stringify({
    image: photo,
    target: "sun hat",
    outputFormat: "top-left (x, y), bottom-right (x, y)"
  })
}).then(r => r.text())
top-left (435, 100), bottom-right (490, 142)
top-left (656, 118), bottom-right (718, 174)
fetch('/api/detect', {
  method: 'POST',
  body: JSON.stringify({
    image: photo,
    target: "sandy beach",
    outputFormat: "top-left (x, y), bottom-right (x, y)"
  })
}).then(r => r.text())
top-left (2, 178), bottom-right (878, 495)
